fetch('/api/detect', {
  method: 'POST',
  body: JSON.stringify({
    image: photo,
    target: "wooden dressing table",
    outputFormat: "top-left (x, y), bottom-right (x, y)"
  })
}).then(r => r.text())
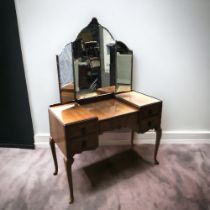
top-left (49, 18), bottom-right (162, 203)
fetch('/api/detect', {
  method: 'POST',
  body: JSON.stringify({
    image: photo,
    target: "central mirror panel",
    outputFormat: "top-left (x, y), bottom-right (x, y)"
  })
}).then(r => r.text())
top-left (57, 18), bottom-right (133, 102)
top-left (72, 18), bottom-right (116, 99)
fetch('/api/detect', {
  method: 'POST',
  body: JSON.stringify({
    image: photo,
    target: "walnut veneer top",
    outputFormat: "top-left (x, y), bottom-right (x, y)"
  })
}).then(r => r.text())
top-left (49, 91), bottom-right (160, 125)
top-left (49, 98), bottom-right (138, 125)
top-left (82, 99), bottom-right (138, 120)
top-left (116, 91), bottom-right (160, 107)
top-left (49, 103), bottom-right (97, 125)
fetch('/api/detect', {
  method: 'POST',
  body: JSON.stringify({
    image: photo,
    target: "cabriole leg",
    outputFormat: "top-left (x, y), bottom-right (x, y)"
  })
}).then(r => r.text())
top-left (49, 137), bottom-right (58, 175)
top-left (64, 157), bottom-right (74, 204)
top-left (154, 128), bottom-right (162, 164)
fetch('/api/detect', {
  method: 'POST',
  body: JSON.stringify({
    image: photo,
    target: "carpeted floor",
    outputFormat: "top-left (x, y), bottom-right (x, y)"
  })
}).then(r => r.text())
top-left (0, 144), bottom-right (210, 210)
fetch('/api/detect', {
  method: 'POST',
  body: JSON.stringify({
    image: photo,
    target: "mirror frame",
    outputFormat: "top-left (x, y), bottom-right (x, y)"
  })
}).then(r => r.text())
top-left (56, 17), bottom-right (133, 103)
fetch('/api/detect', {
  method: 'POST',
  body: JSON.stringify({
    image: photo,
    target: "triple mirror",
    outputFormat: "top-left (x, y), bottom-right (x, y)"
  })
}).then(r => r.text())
top-left (57, 18), bottom-right (133, 103)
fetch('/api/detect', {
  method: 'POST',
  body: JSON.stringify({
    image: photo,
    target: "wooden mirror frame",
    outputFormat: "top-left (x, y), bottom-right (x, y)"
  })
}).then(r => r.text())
top-left (56, 18), bottom-right (133, 104)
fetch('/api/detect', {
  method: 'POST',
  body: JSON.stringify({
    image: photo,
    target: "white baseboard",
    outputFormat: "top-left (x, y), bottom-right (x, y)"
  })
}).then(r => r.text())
top-left (34, 130), bottom-right (210, 148)
top-left (134, 131), bottom-right (210, 144)
top-left (34, 131), bottom-right (132, 148)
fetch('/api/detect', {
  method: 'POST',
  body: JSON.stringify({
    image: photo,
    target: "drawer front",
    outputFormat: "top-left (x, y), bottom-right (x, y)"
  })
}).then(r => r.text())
top-left (99, 113), bottom-right (138, 133)
top-left (69, 133), bottom-right (98, 155)
top-left (138, 116), bottom-right (161, 133)
top-left (68, 119), bottom-right (98, 138)
top-left (139, 102), bottom-right (162, 119)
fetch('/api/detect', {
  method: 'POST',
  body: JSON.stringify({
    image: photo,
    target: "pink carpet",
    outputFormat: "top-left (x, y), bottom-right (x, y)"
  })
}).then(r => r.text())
top-left (0, 144), bottom-right (210, 210)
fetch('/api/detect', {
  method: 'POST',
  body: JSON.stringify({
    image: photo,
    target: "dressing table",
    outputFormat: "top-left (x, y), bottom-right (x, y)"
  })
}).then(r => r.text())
top-left (49, 18), bottom-right (162, 203)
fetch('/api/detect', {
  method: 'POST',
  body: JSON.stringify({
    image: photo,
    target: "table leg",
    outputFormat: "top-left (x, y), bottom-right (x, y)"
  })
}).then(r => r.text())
top-left (49, 137), bottom-right (58, 175)
top-left (154, 128), bottom-right (162, 164)
top-left (64, 157), bottom-right (74, 204)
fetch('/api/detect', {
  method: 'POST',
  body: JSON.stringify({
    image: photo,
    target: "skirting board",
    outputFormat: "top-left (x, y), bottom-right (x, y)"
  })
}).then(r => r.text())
top-left (35, 130), bottom-right (210, 148)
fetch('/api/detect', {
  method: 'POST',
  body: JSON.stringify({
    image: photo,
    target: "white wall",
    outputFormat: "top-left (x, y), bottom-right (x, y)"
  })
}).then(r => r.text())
top-left (14, 0), bottom-right (210, 140)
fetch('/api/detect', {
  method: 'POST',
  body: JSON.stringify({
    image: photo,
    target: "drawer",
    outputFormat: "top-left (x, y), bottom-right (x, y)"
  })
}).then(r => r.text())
top-left (69, 133), bottom-right (98, 154)
top-left (68, 119), bottom-right (98, 138)
top-left (139, 102), bottom-right (162, 119)
top-left (138, 116), bottom-right (161, 133)
top-left (99, 113), bottom-right (138, 133)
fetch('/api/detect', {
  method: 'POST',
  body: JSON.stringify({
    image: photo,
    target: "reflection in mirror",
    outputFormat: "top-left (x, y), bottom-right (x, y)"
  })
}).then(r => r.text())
top-left (56, 18), bottom-right (133, 103)
top-left (115, 41), bottom-right (133, 93)
top-left (72, 18), bottom-right (116, 99)
top-left (57, 43), bottom-right (75, 103)
top-left (99, 26), bottom-right (115, 87)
